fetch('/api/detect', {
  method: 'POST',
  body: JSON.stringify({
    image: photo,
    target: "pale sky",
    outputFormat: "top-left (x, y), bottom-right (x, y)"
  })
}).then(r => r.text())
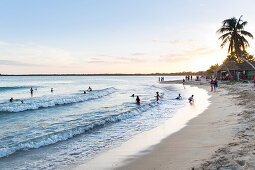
top-left (0, 0), bottom-right (255, 74)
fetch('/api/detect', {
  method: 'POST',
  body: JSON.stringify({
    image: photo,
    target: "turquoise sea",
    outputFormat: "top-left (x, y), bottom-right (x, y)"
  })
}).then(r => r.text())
top-left (0, 76), bottom-right (203, 169)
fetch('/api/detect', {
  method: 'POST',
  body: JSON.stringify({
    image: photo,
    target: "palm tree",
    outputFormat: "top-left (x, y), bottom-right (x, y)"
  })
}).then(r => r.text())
top-left (217, 15), bottom-right (255, 70)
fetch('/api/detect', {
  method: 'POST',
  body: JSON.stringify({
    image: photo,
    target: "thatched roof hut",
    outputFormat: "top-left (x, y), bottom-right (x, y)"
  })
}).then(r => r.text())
top-left (215, 61), bottom-right (255, 80)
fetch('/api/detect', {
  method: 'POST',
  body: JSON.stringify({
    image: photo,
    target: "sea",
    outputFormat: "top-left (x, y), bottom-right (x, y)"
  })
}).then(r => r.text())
top-left (0, 76), bottom-right (209, 169)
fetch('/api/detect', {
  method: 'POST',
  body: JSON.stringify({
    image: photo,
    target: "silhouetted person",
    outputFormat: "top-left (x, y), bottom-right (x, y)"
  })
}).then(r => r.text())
top-left (30, 88), bottom-right (33, 93)
top-left (51, 88), bottom-right (54, 92)
top-left (21, 100), bottom-right (24, 104)
top-left (136, 96), bottom-right (140, 104)
top-left (10, 97), bottom-right (14, 102)
top-left (155, 92), bottom-right (160, 102)
top-left (88, 86), bottom-right (92, 91)
top-left (131, 94), bottom-right (135, 97)
top-left (84, 91), bottom-right (86, 94)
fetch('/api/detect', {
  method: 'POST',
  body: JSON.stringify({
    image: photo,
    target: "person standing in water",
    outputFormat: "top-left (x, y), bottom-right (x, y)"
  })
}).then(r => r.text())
top-left (131, 94), bottom-right (135, 97)
top-left (51, 88), bottom-right (54, 92)
top-left (136, 96), bottom-right (140, 104)
top-left (30, 88), bottom-right (34, 97)
top-left (88, 86), bottom-right (92, 91)
top-left (155, 92), bottom-right (160, 103)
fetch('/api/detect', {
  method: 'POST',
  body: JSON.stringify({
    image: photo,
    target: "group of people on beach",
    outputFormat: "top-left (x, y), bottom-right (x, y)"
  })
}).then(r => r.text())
top-left (185, 75), bottom-right (193, 81)
top-left (210, 78), bottom-right (218, 92)
top-left (158, 77), bottom-right (165, 82)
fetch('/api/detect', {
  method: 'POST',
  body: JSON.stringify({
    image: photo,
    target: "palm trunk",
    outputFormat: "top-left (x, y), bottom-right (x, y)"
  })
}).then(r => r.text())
top-left (240, 51), bottom-right (255, 70)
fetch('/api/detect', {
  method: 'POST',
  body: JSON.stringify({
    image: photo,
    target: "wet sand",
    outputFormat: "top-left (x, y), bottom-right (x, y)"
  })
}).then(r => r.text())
top-left (75, 79), bottom-right (255, 170)
top-left (118, 80), bottom-right (244, 170)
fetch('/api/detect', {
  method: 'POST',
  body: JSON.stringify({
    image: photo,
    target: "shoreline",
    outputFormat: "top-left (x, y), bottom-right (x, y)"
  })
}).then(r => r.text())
top-left (119, 79), bottom-right (255, 169)
top-left (74, 84), bottom-right (210, 170)
top-left (73, 79), bottom-right (255, 170)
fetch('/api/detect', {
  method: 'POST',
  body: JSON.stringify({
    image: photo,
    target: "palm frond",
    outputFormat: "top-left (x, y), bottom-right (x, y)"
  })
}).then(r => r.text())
top-left (238, 21), bottom-right (248, 29)
top-left (240, 30), bottom-right (253, 38)
top-left (220, 37), bottom-right (229, 48)
top-left (216, 27), bottom-right (233, 34)
top-left (218, 32), bottom-right (231, 40)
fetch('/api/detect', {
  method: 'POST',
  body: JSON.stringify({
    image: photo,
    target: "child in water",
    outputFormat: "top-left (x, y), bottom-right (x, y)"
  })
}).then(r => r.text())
top-left (188, 95), bottom-right (194, 103)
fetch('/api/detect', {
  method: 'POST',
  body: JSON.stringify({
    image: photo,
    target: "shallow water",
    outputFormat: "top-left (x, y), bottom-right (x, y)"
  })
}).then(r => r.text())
top-left (0, 76), bottom-right (196, 169)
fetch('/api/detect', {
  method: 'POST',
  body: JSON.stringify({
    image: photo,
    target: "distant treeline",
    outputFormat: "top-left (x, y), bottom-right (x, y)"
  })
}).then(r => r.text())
top-left (0, 72), bottom-right (204, 76)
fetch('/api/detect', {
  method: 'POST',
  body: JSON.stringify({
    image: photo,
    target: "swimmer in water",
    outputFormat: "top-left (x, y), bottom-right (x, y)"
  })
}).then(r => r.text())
top-left (51, 88), bottom-right (54, 92)
top-left (176, 93), bottom-right (182, 99)
top-left (136, 96), bottom-right (140, 104)
top-left (88, 86), bottom-right (92, 91)
top-left (21, 100), bottom-right (24, 104)
top-left (30, 88), bottom-right (33, 93)
top-left (84, 91), bottom-right (86, 94)
top-left (131, 94), bottom-right (135, 97)
top-left (10, 97), bottom-right (14, 102)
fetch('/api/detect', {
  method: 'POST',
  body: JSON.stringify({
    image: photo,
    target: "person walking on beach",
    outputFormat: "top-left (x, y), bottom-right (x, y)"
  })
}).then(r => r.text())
top-left (213, 78), bottom-right (218, 92)
top-left (188, 95), bottom-right (194, 103)
top-left (210, 78), bottom-right (214, 91)
top-left (155, 92), bottom-right (160, 103)
top-left (253, 76), bottom-right (255, 87)
top-left (136, 96), bottom-right (140, 104)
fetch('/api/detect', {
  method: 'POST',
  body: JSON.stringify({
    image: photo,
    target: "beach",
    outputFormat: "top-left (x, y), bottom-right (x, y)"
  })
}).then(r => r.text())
top-left (1, 76), bottom-right (255, 169)
top-left (116, 79), bottom-right (255, 170)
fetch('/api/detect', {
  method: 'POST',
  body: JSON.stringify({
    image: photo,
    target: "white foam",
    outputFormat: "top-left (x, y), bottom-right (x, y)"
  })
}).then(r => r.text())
top-left (0, 98), bottom-right (160, 158)
top-left (0, 88), bottom-right (116, 112)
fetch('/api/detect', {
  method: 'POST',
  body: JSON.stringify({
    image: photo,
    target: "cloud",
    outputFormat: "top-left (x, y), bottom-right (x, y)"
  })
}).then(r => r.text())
top-left (152, 39), bottom-right (195, 45)
top-left (159, 47), bottom-right (218, 63)
top-left (114, 57), bottom-right (146, 63)
top-left (131, 53), bottom-right (146, 56)
top-left (0, 41), bottom-right (75, 66)
top-left (0, 60), bottom-right (43, 67)
top-left (87, 57), bottom-right (106, 63)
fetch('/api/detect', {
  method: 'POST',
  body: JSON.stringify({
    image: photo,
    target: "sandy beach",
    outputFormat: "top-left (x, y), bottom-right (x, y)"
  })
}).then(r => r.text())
top-left (117, 79), bottom-right (255, 170)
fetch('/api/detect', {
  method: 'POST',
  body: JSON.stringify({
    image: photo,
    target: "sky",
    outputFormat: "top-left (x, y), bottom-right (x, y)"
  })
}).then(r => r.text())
top-left (0, 0), bottom-right (255, 74)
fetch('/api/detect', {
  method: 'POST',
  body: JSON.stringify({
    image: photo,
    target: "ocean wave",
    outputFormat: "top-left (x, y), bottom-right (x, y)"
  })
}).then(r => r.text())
top-left (0, 86), bottom-right (38, 92)
top-left (0, 99), bottom-right (159, 158)
top-left (0, 87), bottom-right (116, 112)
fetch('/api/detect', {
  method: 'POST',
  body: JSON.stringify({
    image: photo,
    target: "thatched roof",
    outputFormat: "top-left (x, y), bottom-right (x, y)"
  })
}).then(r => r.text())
top-left (215, 61), bottom-right (255, 72)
